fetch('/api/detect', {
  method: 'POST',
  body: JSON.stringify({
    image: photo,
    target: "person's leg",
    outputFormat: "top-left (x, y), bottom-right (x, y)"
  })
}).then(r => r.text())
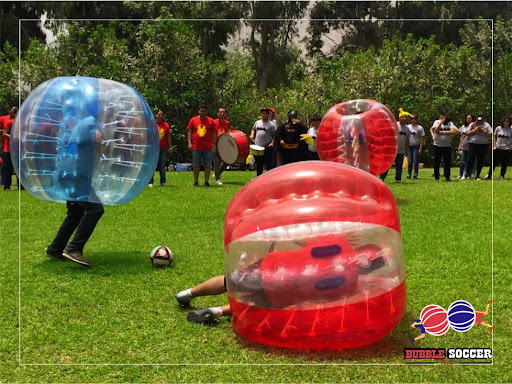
top-left (475, 144), bottom-right (486, 179)
top-left (443, 147), bottom-right (452, 180)
top-left (395, 153), bottom-right (404, 181)
top-left (264, 147), bottom-right (273, 170)
top-left (460, 149), bottom-right (468, 177)
top-left (486, 149), bottom-right (499, 178)
top-left (213, 150), bottom-right (222, 181)
top-left (47, 201), bottom-right (85, 254)
top-left (407, 146), bottom-right (414, 177)
top-left (186, 304), bottom-right (231, 323)
top-left (203, 150), bottom-right (212, 185)
top-left (501, 150), bottom-right (510, 178)
top-left (2, 152), bottom-right (13, 190)
top-left (412, 146), bottom-right (420, 177)
top-left (158, 150), bottom-right (167, 185)
top-left (176, 275), bottom-right (227, 306)
top-left (192, 150), bottom-right (200, 185)
top-left (255, 154), bottom-right (264, 176)
top-left (464, 144), bottom-right (476, 178)
top-left (65, 202), bottom-right (104, 253)
top-left (433, 146), bottom-right (441, 180)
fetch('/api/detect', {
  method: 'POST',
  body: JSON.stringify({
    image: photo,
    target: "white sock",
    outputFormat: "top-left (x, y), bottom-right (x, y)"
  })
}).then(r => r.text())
top-left (209, 306), bottom-right (223, 318)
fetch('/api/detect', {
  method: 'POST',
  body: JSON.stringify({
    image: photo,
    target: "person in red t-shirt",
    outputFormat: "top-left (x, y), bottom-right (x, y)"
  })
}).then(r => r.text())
top-left (148, 109), bottom-right (172, 187)
top-left (212, 107), bottom-right (232, 185)
top-left (187, 104), bottom-right (216, 186)
top-left (1, 106), bottom-right (18, 190)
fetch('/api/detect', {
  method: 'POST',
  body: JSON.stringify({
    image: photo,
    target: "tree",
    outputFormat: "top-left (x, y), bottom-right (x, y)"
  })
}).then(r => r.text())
top-left (244, 1), bottom-right (308, 91)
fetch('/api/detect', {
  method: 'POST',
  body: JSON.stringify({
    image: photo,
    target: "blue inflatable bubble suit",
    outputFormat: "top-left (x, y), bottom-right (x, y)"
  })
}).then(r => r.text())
top-left (11, 76), bottom-right (159, 205)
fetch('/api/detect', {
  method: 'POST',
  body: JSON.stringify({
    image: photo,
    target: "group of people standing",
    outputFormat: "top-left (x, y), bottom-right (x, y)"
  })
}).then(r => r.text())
top-left (381, 108), bottom-right (512, 182)
top-left (180, 105), bottom-right (322, 186)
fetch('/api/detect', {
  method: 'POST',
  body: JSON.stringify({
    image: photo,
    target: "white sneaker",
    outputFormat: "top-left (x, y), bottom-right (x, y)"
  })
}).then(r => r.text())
top-left (476, 178), bottom-right (481, 181)
top-left (148, 183), bottom-right (154, 188)
top-left (461, 176), bottom-right (466, 180)
top-left (215, 179), bottom-right (223, 185)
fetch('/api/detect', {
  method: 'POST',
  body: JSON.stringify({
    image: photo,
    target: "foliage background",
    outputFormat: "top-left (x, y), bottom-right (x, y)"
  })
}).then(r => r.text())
top-left (0, 2), bottom-right (510, 165)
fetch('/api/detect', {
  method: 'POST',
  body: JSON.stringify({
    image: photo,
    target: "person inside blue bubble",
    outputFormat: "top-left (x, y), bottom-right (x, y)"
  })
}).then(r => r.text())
top-left (45, 111), bottom-right (105, 267)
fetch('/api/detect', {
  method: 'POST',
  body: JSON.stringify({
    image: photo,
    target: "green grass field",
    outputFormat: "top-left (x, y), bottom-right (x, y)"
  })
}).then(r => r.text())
top-left (0, 167), bottom-right (509, 383)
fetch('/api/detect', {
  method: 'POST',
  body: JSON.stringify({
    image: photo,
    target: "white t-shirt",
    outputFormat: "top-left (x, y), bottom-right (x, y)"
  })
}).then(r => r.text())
top-left (494, 126), bottom-right (512, 150)
top-left (408, 124), bottom-right (425, 147)
top-left (432, 120), bottom-right (456, 148)
top-left (252, 119), bottom-right (276, 147)
top-left (459, 124), bottom-right (472, 150)
top-left (469, 122), bottom-right (492, 144)
top-left (397, 123), bottom-right (410, 154)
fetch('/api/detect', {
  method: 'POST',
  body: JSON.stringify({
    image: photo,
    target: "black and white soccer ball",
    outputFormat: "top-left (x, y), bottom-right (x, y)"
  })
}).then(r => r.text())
top-left (150, 245), bottom-right (173, 268)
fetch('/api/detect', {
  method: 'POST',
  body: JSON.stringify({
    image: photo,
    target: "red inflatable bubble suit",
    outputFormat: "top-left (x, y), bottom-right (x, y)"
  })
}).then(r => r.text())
top-left (316, 99), bottom-right (398, 176)
top-left (224, 162), bottom-right (406, 350)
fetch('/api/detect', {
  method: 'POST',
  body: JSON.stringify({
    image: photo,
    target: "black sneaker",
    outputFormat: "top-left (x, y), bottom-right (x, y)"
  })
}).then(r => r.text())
top-left (62, 250), bottom-right (90, 267)
top-left (445, 178), bottom-right (452, 182)
top-left (193, 182), bottom-right (199, 187)
top-left (413, 175), bottom-right (418, 179)
top-left (187, 309), bottom-right (215, 323)
top-left (204, 182), bottom-right (210, 187)
top-left (45, 247), bottom-right (66, 261)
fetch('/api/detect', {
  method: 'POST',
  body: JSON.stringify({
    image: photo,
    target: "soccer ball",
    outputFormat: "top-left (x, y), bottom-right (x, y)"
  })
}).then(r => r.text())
top-left (150, 246), bottom-right (173, 268)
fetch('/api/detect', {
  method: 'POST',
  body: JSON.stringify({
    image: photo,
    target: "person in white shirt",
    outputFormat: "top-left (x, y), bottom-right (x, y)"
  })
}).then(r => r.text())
top-left (406, 114), bottom-right (425, 179)
top-left (457, 114), bottom-right (476, 178)
top-left (250, 107), bottom-right (276, 176)
top-left (484, 116), bottom-right (512, 180)
top-left (463, 113), bottom-right (492, 180)
top-left (306, 114), bottom-right (322, 160)
top-left (380, 110), bottom-right (410, 182)
top-left (432, 112), bottom-right (458, 181)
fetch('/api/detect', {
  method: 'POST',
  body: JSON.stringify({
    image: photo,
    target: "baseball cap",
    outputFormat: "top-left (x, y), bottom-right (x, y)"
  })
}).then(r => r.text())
top-left (260, 107), bottom-right (270, 113)
top-left (311, 114), bottom-right (322, 121)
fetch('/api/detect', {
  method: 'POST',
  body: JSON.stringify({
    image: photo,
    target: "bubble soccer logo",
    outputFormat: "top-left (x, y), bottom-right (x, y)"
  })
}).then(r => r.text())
top-left (410, 300), bottom-right (494, 345)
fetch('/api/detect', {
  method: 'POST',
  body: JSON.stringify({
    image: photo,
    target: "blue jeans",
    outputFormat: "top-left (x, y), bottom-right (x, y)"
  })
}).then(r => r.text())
top-left (150, 150), bottom-right (168, 184)
top-left (380, 153), bottom-right (404, 181)
top-left (459, 149), bottom-right (477, 177)
top-left (407, 145), bottom-right (420, 177)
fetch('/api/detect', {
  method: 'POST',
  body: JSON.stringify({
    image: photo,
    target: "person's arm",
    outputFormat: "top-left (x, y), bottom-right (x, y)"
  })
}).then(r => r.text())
top-left (434, 119), bottom-right (443, 133)
top-left (458, 135), bottom-right (463, 151)
top-left (492, 131), bottom-right (496, 150)
top-left (249, 125), bottom-right (256, 142)
top-left (483, 124), bottom-right (492, 138)
top-left (212, 129), bottom-right (217, 149)
top-left (187, 129), bottom-right (192, 149)
top-left (419, 135), bottom-right (424, 154)
top-left (466, 122), bottom-right (478, 135)
top-left (167, 129), bottom-right (172, 153)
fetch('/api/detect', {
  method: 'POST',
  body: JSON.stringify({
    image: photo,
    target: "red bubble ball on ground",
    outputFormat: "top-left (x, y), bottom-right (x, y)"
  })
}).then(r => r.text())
top-left (420, 305), bottom-right (450, 336)
top-left (316, 99), bottom-right (398, 176)
top-left (223, 162), bottom-right (406, 350)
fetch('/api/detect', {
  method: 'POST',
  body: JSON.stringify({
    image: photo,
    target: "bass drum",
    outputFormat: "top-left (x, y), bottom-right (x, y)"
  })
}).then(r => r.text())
top-left (217, 130), bottom-right (250, 164)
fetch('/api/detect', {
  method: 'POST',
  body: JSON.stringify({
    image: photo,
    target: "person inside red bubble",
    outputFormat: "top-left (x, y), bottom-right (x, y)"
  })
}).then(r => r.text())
top-left (175, 234), bottom-right (387, 323)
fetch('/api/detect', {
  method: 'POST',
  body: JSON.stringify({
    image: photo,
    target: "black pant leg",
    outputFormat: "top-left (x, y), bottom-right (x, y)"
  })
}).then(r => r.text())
top-left (443, 147), bottom-right (452, 179)
top-left (465, 144), bottom-right (477, 177)
top-left (48, 202), bottom-right (85, 252)
top-left (66, 202), bottom-right (104, 252)
top-left (475, 144), bottom-right (486, 178)
top-left (2, 152), bottom-right (13, 189)
top-left (255, 155), bottom-right (264, 176)
top-left (433, 146), bottom-right (442, 179)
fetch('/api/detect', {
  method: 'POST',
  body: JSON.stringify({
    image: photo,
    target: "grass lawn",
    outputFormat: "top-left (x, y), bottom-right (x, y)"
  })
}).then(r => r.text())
top-left (0, 167), bottom-right (508, 383)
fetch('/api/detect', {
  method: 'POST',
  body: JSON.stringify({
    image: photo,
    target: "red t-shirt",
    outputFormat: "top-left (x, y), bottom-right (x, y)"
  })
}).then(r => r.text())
top-left (187, 115), bottom-right (215, 150)
top-left (213, 118), bottom-right (230, 139)
top-left (158, 121), bottom-right (171, 151)
top-left (0, 115), bottom-right (14, 153)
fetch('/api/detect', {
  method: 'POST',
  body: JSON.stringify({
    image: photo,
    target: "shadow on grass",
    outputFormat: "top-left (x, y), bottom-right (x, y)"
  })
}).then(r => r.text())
top-left (185, 311), bottom-right (420, 362)
top-left (33, 251), bottom-right (166, 277)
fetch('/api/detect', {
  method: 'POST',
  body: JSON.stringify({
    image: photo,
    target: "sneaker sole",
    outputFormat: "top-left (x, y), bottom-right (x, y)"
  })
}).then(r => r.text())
top-left (187, 309), bottom-right (214, 323)
top-left (175, 295), bottom-right (192, 307)
top-left (62, 252), bottom-right (90, 267)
